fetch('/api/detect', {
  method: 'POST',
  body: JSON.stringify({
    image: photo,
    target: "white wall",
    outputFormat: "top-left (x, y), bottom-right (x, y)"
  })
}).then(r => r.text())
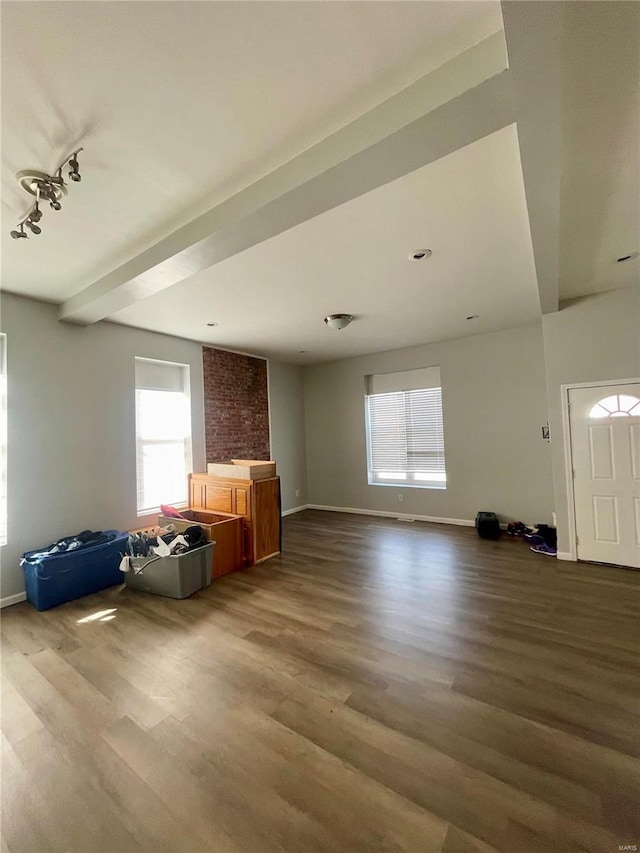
top-left (268, 360), bottom-right (308, 511)
top-left (0, 294), bottom-right (307, 601)
top-left (4, 287), bottom-right (633, 601)
top-left (304, 323), bottom-right (553, 525)
top-left (542, 286), bottom-right (640, 554)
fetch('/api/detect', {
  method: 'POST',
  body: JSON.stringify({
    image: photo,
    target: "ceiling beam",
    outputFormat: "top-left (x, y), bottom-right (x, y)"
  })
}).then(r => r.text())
top-left (501, 1), bottom-right (564, 315)
top-left (60, 34), bottom-right (512, 324)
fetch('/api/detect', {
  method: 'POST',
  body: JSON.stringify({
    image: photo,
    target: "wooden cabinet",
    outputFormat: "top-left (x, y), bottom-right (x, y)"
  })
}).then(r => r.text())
top-left (157, 510), bottom-right (244, 579)
top-left (189, 474), bottom-right (281, 566)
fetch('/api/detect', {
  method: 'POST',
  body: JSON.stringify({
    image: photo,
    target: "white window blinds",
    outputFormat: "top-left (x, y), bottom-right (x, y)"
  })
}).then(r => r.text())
top-left (135, 358), bottom-right (192, 515)
top-left (366, 373), bottom-right (446, 489)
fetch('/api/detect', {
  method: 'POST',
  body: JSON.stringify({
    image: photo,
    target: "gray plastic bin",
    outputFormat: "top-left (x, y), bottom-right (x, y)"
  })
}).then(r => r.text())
top-left (125, 542), bottom-right (214, 599)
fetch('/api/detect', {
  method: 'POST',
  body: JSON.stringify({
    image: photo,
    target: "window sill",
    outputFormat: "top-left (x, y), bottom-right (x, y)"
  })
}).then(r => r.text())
top-left (137, 502), bottom-right (188, 518)
top-left (368, 481), bottom-right (446, 491)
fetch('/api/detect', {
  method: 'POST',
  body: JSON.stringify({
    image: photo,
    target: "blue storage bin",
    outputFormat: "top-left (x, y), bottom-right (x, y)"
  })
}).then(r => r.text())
top-left (21, 530), bottom-right (128, 611)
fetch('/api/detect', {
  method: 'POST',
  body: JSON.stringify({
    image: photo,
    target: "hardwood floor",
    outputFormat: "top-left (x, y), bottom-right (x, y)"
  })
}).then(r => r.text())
top-left (2, 510), bottom-right (639, 852)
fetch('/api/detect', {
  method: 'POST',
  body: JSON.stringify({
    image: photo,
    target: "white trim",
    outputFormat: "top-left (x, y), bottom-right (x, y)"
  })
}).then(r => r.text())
top-left (306, 504), bottom-right (474, 527)
top-left (561, 378), bottom-right (640, 392)
top-left (561, 377), bottom-right (640, 564)
top-left (282, 505), bottom-right (309, 517)
top-left (1, 592), bottom-right (27, 609)
top-left (556, 552), bottom-right (574, 562)
top-left (561, 384), bottom-right (578, 562)
top-left (266, 359), bottom-right (274, 462)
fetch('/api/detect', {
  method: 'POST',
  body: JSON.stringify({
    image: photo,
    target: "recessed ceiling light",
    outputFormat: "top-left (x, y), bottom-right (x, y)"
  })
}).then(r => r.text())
top-left (466, 314), bottom-right (479, 320)
top-left (616, 251), bottom-right (639, 263)
top-left (206, 322), bottom-right (218, 327)
top-left (409, 249), bottom-right (432, 261)
top-left (299, 350), bottom-right (306, 354)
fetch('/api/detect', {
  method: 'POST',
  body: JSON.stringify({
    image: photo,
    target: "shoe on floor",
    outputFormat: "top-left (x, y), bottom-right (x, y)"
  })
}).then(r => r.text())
top-left (530, 543), bottom-right (557, 557)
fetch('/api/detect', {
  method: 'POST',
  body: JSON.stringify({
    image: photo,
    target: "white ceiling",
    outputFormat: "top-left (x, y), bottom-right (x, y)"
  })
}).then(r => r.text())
top-left (110, 124), bottom-right (541, 363)
top-left (2, 1), bottom-right (637, 364)
top-left (1, 0), bottom-right (502, 302)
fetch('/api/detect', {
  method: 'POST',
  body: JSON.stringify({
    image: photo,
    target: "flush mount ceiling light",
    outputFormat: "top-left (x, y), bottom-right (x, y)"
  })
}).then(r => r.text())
top-left (617, 251), bottom-right (639, 262)
top-left (10, 148), bottom-right (84, 240)
top-left (324, 313), bottom-right (354, 331)
top-left (409, 249), bottom-right (432, 261)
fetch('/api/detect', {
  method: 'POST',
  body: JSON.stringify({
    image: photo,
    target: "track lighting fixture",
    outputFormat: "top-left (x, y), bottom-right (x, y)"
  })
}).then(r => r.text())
top-left (10, 147), bottom-right (84, 239)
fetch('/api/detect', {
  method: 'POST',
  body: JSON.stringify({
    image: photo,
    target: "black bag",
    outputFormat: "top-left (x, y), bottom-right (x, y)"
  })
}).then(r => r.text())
top-left (475, 511), bottom-right (501, 540)
top-left (535, 523), bottom-right (557, 548)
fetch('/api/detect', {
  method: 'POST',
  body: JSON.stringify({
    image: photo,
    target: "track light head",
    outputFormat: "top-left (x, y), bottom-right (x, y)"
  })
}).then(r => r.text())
top-left (68, 155), bottom-right (81, 182)
top-left (10, 228), bottom-right (28, 239)
top-left (50, 199), bottom-right (62, 211)
top-left (26, 220), bottom-right (42, 235)
top-left (31, 205), bottom-right (42, 223)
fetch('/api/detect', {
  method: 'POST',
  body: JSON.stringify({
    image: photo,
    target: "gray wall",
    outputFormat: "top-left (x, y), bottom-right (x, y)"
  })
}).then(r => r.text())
top-left (304, 323), bottom-right (553, 525)
top-left (0, 293), bottom-right (306, 600)
top-left (268, 360), bottom-right (308, 511)
top-left (541, 286), bottom-right (640, 553)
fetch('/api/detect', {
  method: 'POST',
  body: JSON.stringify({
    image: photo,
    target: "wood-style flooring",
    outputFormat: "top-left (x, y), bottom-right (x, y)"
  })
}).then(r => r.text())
top-left (1, 510), bottom-right (639, 853)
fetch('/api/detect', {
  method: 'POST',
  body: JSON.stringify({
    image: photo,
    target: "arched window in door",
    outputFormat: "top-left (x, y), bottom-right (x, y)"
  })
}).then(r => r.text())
top-left (589, 394), bottom-right (640, 418)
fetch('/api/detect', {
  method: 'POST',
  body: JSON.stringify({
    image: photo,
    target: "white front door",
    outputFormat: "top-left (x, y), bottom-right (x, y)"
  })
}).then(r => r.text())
top-left (569, 382), bottom-right (640, 569)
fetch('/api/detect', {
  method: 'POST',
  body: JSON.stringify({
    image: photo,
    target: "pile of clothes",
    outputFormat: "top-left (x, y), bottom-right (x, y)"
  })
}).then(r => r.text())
top-left (506, 521), bottom-right (557, 556)
top-left (22, 530), bottom-right (116, 562)
top-left (119, 523), bottom-right (207, 574)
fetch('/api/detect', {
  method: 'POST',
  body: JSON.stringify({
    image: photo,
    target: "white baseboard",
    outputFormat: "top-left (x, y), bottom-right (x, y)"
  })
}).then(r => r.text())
top-left (1, 591), bottom-right (27, 609)
top-left (306, 504), bottom-right (474, 527)
top-left (556, 551), bottom-right (575, 562)
top-left (281, 505), bottom-right (310, 517)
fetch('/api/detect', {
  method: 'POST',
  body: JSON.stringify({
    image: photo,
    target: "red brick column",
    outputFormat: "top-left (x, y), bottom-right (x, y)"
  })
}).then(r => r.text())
top-left (202, 347), bottom-right (270, 463)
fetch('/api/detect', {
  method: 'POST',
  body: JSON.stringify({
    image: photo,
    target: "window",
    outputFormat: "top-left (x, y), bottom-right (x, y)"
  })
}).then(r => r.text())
top-left (589, 394), bottom-right (640, 419)
top-left (135, 358), bottom-right (192, 515)
top-left (365, 367), bottom-right (446, 489)
top-left (0, 334), bottom-right (6, 545)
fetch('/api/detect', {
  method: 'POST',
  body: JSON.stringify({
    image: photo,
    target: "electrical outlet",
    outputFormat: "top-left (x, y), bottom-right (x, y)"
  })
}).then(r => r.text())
top-left (295, 489), bottom-right (300, 498)
top-left (398, 493), bottom-right (403, 503)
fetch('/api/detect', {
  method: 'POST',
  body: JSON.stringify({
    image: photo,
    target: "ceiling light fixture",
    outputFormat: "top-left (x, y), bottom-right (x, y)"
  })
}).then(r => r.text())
top-left (409, 249), bottom-right (432, 261)
top-left (616, 251), bottom-right (639, 263)
top-left (10, 147), bottom-right (84, 240)
top-left (324, 314), bottom-right (354, 331)
top-left (466, 314), bottom-right (479, 320)
top-left (206, 322), bottom-right (218, 327)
